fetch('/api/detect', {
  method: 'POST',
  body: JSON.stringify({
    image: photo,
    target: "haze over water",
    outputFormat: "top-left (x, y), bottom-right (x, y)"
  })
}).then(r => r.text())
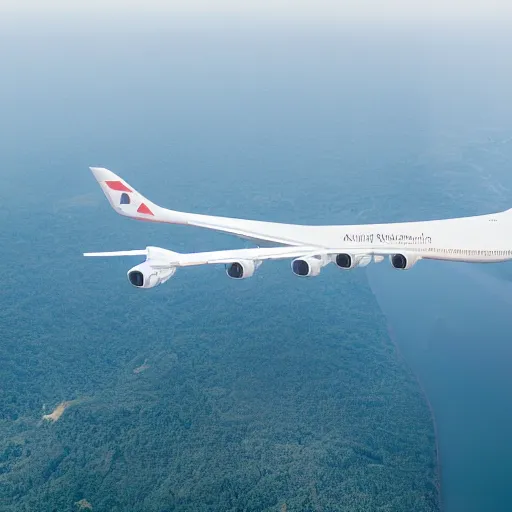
top-left (1, 12), bottom-right (512, 511)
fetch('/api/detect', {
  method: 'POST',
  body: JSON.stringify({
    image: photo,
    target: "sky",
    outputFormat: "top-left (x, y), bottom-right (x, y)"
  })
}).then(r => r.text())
top-left (2, 0), bottom-right (512, 23)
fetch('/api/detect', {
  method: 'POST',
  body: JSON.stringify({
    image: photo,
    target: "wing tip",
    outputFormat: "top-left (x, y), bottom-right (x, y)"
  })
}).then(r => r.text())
top-left (83, 249), bottom-right (148, 257)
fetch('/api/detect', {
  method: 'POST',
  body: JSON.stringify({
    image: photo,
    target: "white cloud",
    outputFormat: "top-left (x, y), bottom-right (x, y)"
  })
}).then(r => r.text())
top-left (2, 0), bottom-right (512, 22)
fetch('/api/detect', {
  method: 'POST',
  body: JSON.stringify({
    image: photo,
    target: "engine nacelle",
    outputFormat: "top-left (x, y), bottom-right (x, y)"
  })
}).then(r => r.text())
top-left (127, 261), bottom-right (176, 288)
top-left (389, 253), bottom-right (420, 270)
top-left (291, 256), bottom-right (328, 277)
top-left (225, 259), bottom-right (261, 279)
top-left (333, 253), bottom-right (372, 269)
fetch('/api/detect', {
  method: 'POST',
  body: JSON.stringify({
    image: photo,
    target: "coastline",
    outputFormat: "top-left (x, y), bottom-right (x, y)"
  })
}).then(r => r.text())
top-left (365, 259), bottom-right (512, 512)
top-left (386, 323), bottom-right (444, 512)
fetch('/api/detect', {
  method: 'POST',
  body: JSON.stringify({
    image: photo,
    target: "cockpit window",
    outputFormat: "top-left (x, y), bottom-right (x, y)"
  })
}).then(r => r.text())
top-left (120, 193), bottom-right (130, 205)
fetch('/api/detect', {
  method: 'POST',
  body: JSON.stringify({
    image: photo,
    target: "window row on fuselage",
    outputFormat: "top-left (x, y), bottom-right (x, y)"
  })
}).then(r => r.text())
top-left (422, 247), bottom-right (512, 257)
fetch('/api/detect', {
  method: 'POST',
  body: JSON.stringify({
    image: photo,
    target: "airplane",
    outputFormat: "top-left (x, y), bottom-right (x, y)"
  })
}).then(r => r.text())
top-left (84, 167), bottom-right (512, 289)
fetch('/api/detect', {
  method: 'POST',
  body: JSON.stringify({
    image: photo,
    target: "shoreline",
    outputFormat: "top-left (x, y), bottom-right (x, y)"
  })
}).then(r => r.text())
top-left (386, 322), bottom-right (444, 512)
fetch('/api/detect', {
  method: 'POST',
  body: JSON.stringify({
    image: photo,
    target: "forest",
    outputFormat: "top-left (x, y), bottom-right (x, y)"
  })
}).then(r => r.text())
top-left (0, 208), bottom-right (440, 511)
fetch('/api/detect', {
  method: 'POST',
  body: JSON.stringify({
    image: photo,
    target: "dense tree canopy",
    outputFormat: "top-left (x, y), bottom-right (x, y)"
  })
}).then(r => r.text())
top-left (0, 211), bottom-right (440, 511)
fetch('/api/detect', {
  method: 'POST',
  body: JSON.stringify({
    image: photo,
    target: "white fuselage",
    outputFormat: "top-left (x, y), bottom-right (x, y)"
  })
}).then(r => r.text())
top-left (159, 206), bottom-right (512, 264)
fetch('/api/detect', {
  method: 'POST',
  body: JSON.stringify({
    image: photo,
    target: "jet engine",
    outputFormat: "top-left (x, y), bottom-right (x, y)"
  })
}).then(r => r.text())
top-left (127, 261), bottom-right (176, 288)
top-left (225, 259), bottom-right (261, 279)
top-left (333, 253), bottom-right (372, 269)
top-left (389, 253), bottom-right (420, 270)
top-left (291, 256), bottom-right (328, 277)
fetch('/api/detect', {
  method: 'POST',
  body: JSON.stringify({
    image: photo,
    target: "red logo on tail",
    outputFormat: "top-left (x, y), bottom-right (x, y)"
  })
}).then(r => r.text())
top-left (137, 203), bottom-right (154, 216)
top-left (106, 181), bottom-right (133, 193)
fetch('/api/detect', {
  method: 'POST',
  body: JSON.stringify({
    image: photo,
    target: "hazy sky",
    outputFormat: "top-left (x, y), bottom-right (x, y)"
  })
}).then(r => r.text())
top-left (3, 0), bottom-right (512, 23)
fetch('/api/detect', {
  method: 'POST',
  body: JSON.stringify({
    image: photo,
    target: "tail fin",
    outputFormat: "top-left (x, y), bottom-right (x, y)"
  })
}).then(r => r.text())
top-left (88, 167), bottom-right (279, 243)
top-left (90, 167), bottom-right (162, 220)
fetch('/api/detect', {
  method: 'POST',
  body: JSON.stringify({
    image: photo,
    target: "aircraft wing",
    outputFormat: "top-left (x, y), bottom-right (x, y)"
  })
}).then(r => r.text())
top-left (83, 244), bottom-right (408, 288)
top-left (84, 245), bottom-right (331, 266)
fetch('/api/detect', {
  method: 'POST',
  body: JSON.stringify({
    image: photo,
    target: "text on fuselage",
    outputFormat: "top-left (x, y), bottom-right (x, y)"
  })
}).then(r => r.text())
top-left (343, 232), bottom-right (433, 244)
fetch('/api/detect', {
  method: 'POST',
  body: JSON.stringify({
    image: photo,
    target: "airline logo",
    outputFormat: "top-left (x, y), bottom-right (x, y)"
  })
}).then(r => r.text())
top-left (105, 180), bottom-right (154, 216)
top-left (137, 203), bottom-right (154, 216)
top-left (105, 180), bottom-right (132, 193)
